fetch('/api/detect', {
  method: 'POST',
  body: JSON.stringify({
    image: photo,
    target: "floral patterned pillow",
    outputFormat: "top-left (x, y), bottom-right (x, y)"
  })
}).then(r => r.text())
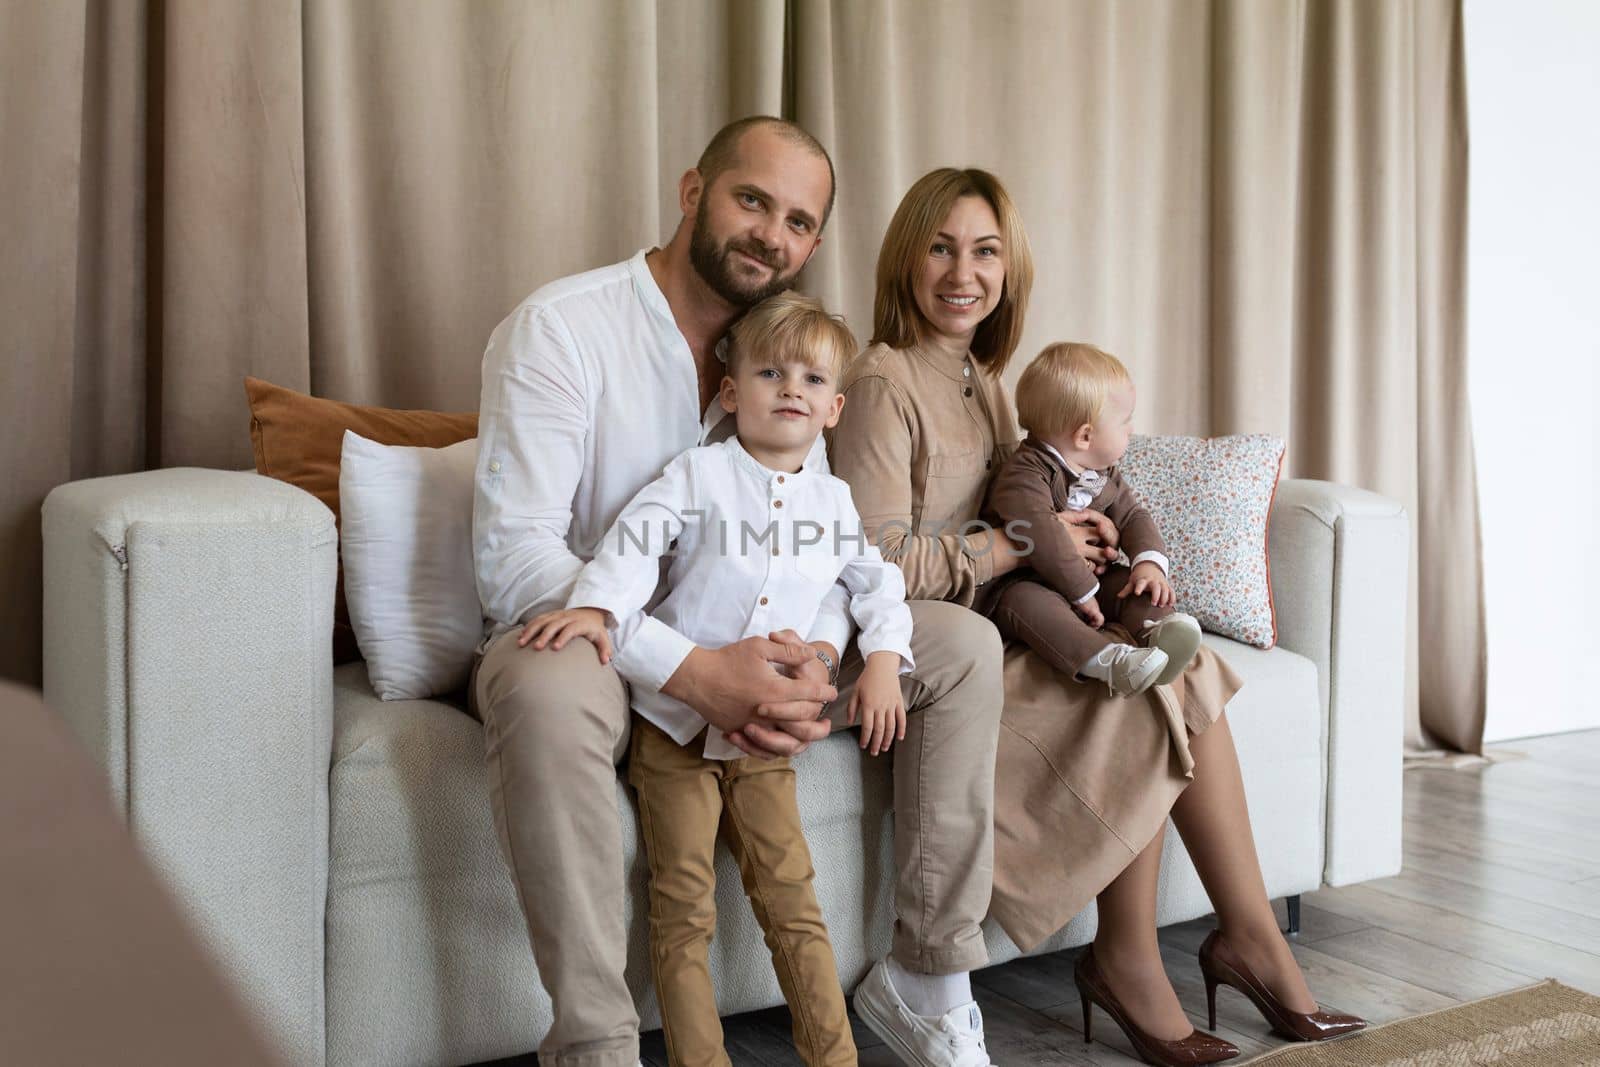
top-left (1117, 434), bottom-right (1286, 648)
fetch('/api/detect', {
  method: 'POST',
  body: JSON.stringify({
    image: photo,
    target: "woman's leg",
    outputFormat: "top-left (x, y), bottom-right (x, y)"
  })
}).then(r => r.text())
top-left (1170, 712), bottom-right (1317, 1012)
top-left (1090, 824), bottom-right (1193, 1040)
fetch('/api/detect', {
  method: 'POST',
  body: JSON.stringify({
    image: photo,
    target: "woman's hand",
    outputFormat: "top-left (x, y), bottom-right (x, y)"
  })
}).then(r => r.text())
top-left (989, 527), bottom-right (1028, 578)
top-left (517, 607), bottom-right (613, 663)
top-left (1059, 510), bottom-right (1119, 574)
top-left (847, 652), bottom-right (907, 756)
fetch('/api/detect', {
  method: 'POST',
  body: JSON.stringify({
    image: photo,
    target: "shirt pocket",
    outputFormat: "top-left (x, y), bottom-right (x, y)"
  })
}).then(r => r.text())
top-left (795, 540), bottom-right (843, 584)
top-left (917, 449), bottom-right (989, 534)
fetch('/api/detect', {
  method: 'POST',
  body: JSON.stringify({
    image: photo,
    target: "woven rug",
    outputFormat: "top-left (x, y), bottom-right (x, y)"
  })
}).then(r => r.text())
top-left (1244, 981), bottom-right (1600, 1065)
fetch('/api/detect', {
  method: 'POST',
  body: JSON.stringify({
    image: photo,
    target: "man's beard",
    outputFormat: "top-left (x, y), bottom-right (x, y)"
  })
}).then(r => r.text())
top-left (689, 210), bottom-right (794, 307)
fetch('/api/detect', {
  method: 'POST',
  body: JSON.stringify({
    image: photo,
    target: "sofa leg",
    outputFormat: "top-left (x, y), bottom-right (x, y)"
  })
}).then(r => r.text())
top-left (1284, 894), bottom-right (1302, 937)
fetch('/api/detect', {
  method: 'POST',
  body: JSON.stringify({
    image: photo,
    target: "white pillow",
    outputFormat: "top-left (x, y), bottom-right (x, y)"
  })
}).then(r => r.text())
top-left (339, 431), bottom-right (482, 700)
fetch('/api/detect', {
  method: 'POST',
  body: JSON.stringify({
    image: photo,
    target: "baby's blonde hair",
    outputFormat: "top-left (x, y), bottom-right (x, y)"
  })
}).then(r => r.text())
top-left (1015, 342), bottom-right (1132, 439)
top-left (727, 291), bottom-right (856, 384)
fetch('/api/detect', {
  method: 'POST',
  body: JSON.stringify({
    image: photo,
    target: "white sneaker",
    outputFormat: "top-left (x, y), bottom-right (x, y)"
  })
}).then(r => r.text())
top-left (1142, 613), bottom-right (1203, 685)
top-left (1081, 643), bottom-right (1169, 696)
top-left (853, 958), bottom-right (993, 1067)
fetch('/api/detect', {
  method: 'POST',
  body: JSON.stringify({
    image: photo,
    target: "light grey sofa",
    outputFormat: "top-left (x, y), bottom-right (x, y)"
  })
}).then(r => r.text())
top-left (41, 469), bottom-right (1408, 1067)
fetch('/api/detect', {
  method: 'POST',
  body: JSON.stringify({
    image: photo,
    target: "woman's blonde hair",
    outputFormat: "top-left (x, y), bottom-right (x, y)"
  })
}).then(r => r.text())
top-left (727, 291), bottom-right (857, 383)
top-left (871, 168), bottom-right (1034, 375)
top-left (1015, 342), bottom-right (1131, 439)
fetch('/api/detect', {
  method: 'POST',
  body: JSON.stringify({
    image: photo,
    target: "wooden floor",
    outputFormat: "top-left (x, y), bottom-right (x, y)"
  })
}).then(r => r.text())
top-left (502, 730), bottom-right (1600, 1066)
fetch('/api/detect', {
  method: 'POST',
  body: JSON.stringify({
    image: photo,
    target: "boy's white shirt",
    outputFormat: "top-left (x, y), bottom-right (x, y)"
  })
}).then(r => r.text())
top-left (569, 434), bottom-right (915, 760)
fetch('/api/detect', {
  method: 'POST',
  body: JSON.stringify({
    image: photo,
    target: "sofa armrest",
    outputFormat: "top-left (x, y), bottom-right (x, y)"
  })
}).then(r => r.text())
top-left (42, 468), bottom-right (336, 1067)
top-left (1268, 479), bottom-right (1409, 888)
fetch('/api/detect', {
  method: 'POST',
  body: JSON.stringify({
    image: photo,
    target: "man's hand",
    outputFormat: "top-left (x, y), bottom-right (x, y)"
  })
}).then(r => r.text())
top-left (1059, 510), bottom-right (1119, 575)
top-left (1120, 560), bottom-right (1175, 607)
top-left (727, 716), bottom-right (833, 761)
top-left (719, 630), bottom-right (837, 760)
top-left (517, 607), bottom-right (613, 663)
top-left (766, 630), bottom-right (835, 704)
top-left (661, 636), bottom-right (837, 758)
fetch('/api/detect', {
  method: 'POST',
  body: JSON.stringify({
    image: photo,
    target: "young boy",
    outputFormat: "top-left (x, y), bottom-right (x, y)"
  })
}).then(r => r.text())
top-left (985, 342), bottom-right (1203, 696)
top-left (518, 291), bottom-right (911, 1066)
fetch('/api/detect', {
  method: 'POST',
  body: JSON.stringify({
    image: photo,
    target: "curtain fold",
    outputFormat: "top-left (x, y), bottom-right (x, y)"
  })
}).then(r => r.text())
top-left (1411, 0), bottom-right (1483, 753)
top-left (2, 0), bottom-right (91, 693)
top-left (0, 0), bottom-right (1484, 753)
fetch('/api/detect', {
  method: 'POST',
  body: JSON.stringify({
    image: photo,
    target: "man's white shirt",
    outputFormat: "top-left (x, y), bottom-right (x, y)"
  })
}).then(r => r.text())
top-left (570, 436), bottom-right (914, 759)
top-left (473, 250), bottom-right (854, 696)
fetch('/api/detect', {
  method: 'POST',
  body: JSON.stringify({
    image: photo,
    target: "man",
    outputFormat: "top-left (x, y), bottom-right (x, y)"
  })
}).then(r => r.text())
top-left (472, 116), bottom-right (1003, 1067)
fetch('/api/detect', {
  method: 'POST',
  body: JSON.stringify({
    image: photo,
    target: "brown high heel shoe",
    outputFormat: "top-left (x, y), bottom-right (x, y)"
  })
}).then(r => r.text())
top-left (1199, 930), bottom-right (1366, 1041)
top-left (1074, 947), bottom-right (1240, 1066)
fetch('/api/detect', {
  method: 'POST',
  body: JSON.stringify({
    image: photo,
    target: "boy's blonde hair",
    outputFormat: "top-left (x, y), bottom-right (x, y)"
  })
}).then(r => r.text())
top-left (1015, 342), bottom-right (1132, 439)
top-left (726, 291), bottom-right (857, 383)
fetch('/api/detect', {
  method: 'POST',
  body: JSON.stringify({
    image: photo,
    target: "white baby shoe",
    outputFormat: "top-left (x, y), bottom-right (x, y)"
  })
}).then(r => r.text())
top-left (1080, 643), bottom-right (1169, 696)
top-left (1142, 613), bottom-right (1203, 685)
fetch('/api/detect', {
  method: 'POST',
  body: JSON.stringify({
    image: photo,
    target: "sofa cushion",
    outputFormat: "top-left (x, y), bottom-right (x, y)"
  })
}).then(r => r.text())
top-left (324, 662), bottom-right (896, 1067)
top-left (1119, 434), bottom-right (1286, 648)
top-left (323, 634), bottom-right (1321, 1065)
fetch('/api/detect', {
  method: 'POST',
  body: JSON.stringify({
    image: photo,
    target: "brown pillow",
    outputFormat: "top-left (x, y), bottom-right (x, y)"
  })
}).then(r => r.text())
top-left (245, 377), bottom-right (479, 664)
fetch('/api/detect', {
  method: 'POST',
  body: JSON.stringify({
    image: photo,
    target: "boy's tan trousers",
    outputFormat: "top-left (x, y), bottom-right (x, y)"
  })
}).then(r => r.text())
top-left (628, 716), bottom-right (855, 1066)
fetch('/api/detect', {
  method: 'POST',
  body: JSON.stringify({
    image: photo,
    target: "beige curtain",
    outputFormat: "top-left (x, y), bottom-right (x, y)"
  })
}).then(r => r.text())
top-left (0, 0), bottom-right (782, 684)
top-left (0, 0), bottom-right (1482, 753)
top-left (790, 0), bottom-right (1481, 754)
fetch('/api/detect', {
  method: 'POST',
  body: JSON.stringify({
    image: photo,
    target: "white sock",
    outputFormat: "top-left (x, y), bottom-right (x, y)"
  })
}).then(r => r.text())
top-left (1077, 643), bottom-right (1136, 682)
top-left (886, 956), bottom-right (973, 1017)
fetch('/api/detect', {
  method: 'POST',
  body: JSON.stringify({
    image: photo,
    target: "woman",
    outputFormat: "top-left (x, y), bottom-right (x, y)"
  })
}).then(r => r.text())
top-left (830, 169), bottom-right (1364, 1066)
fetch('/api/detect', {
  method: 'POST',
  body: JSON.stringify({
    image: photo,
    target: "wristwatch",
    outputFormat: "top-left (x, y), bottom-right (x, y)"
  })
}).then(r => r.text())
top-left (813, 646), bottom-right (840, 687)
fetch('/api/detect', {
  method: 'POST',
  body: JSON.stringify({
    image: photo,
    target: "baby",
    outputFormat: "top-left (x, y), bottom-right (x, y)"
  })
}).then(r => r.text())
top-left (985, 342), bottom-right (1202, 695)
top-left (519, 290), bottom-right (912, 1066)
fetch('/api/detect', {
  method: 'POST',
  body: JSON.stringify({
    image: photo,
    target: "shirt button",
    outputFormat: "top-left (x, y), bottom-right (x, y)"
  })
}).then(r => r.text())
top-left (777, 475), bottom-right (785, 484)
top-left (488, 460), bottom-right (501, 473)
top-left (964, 386), bottom-right (974, 397)
top-left (759, 596), bottom-right (769, 606)
top-left (773, 500), bottom-right (784, 509)
top-left (986, 459), bottom-right (992, 470)
top-left (773, 547), bottom-right (781, 556)
top-left (963, 366), bottom-right (971, 377)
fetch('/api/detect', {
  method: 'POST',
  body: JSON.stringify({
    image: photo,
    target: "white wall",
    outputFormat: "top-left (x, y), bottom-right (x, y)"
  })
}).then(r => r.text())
top-left (1466, 0), bottom-right (1600, 742)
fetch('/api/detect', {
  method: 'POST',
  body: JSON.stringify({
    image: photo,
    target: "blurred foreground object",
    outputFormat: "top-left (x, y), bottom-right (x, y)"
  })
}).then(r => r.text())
top-left (0, 682), bottom-right (285, 1066)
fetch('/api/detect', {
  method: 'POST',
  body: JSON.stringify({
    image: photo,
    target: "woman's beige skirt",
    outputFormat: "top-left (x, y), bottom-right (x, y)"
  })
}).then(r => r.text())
top-left (987, 633), bottom-right (1243, 951)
